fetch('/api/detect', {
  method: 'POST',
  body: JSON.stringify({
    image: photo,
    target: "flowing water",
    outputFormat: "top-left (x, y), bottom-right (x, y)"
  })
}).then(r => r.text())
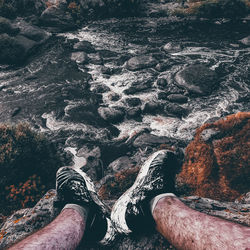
top-left (0, 17), bottom-right (249, 162)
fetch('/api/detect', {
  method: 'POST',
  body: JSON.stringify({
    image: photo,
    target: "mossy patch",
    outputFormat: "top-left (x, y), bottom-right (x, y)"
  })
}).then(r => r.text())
top-left (177, 112), bottom-right (250, 201)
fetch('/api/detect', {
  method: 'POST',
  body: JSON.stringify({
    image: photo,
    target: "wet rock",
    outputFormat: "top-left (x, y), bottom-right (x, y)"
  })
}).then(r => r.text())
top-left (100, 66), bottom-right (113, 75)
top-left (11, 107), bottom-right (21, 117)
top-left (0, 34), bottom-right (36, 64)
top-left (98, 106), bottom-right (125, 124)
top-left (123, 80), bottom-right (153, 95)
top-left (163, 42), bottom-right (182, 52)
top-left (88, 53), bottom-right (103, 65)
top-left (0, 17), bottom-right (19, 35)
top-left (126, 55), bottom-right (158, 71)
top-left (156, 78), bottom-right (168, 87)
top-left (98, 49), bottom-right (118, 58)
top-left (177, 112), bottom-right (250, 201)
top-left (14, 20), bottom-right (51, 42)
top-left (108, 92), bottom-right (121, 102)
top-left (239, 35), bottom-right (250, 46)
top-left (175, 64), bottom-right (218, 96)
top-left (124, 97), bottom-right (141, 107)
top-left (142, 101), bottom-right (163, 114)
top-left (40, 4), bottom-right (76, 32)
top-left (91, 84), bottom-right (110, 93)
top-left (71, 52), bottom-right (89, 64)
top-left (164, 103), bottom-right (188, 118)
top-left (167, 94), bottom-right (188, 104)
top-left (106, 156), bottom-right (135, 175)
top-left (127, 107), bottom-right (142, 120)
top-left (73, 40), bottom-right (96, 53)
top-left (158, 92), bottom-right (168, 100)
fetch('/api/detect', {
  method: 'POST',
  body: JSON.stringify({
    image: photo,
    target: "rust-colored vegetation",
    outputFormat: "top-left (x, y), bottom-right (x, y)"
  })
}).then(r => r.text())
top-left (0, 123), bottom-right (62, 215)
top-left (98, 166), bottom-right (140, 200)
top-left (178, 112), bottom-right (250, 201)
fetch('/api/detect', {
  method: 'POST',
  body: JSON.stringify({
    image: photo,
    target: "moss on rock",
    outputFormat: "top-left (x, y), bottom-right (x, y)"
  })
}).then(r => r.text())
top-left (177, 112), bottom-right (250, 201)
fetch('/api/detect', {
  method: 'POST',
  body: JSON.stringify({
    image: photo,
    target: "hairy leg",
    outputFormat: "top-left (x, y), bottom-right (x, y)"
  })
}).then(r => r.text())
top-left (9, 204), bottom-right (88, 250)
top-left (152, 194), bottom-right (250, 250)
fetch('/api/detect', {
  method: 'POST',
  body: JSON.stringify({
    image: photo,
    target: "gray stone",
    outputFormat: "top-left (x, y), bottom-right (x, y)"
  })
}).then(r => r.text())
top-left (98, 106), bottom-right (125, 123)
top-left (71, 52), bottom-right (89, 64)
top-left (175, 65), bottom-right (218, 96)
top-left (107, 156), bottom-right (135, 174)
top-left (124, 97), bottom-right (142, 107)
top-left (142, 101), bottom-right (163, 114)
top-left (164, 103), bottom-right (188, 118)
top-left (91, 84), bottom-right (110, 93)
top-left (124, 80), bottom-right (153, 95)
top-left (156, 78), bottom-right (168, 87)
top-left (126, 55), bottom-right (158, 71)
top-left (163, 42), bottom-right (182, 52)
top-left (167, 94), bottom-right (188, 104)
top-left (73, 40), bottom-right (96, 53)
top-left (0, 17), bottom-right (19, 35)
top-left (40, 5), bottom-right (76, 32)
top-left (127, 107), bottom-right (142, 120)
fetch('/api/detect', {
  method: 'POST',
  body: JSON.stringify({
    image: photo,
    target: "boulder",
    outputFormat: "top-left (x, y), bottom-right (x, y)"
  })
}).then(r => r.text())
top-left (124, 97), bottom-right (141, 107)
top-left (40, 5), bottom-right (76, 32)
top-left (98, 106), bottom-right (125, 123)
top-left (175, 64), bottom-right (218, 96)
top-left (13, 20), bottom-right (51, 42)
top-left (167, 94), bottom-right (188, 104)
top-left (164, 102), bottom-right (188, 118)
top-left (126, 107), bottom-right (142, 120)
top-left (71, 52), bottom-right (89, 64)
top-left (0, 34), bottom-right (36, 64)
top-left (177, 112), bottom-right (250, 201)
top-left (142, 101), bottom-right (163, 114)
top-left (163, 42), bottom-right (182, 52)
top-left (0, 17), bottom-right (19, 35)
top-left (73, 40), bottom-right (96, 53)
top-left (126, 55), bottom-right (157, 71)
top-left (123, 79), bottom-right (153, 95)
top-left (156, 78), bottom-right (168, 87)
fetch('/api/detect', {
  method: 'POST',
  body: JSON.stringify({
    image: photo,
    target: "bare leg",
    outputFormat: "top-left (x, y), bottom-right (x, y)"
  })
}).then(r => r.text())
top-left (151, 194), bottom-right (250, 250)
top-left (9, 204), bottom-right (88, 250)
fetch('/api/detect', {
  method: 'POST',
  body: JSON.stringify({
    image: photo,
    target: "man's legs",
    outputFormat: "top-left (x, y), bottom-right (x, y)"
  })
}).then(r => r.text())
top-left (151, 194), bottom-right (250, 250)
top-left (9, 204), bottom-right (88, 250)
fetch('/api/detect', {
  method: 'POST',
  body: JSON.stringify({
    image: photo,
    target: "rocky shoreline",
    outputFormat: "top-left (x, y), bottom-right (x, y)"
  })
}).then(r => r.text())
top-left (0, 0), bottom-right (250, 248)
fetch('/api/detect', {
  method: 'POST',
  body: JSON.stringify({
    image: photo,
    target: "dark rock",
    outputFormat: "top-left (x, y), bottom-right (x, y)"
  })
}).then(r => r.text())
top-left (167, 94), bottom-right (188, 104)
top-left (133, 133), bottom-right (175, 149)
top-left (71, 52), bottom-right (89, 64)
top-left (73, 40), bottom-right (96, 53)
top-left (127, 107), bottom-right (142, 120)
top-left (91, 84), bottom-right (110, 93)
top-left (175, 64), bottom-right (218, 96)
top-left (158, 92), bottom-right (168, 100)
top-left (155, 62), bottom-right (171, 72)
top-left (126, 55), bottom-right (158, 71)
top-left (163, 42), bottom-right (182, 52)
top-left (40, 5), bottom-right (76, 32)
top-left (124, 97), bottom-right (141, 107)
top-left (88, 53), bottom-right (103, 65)
top-left (164, 103), bottom-right (188, 117)
top-left (239, 36), bottom-right (250, 46)
top-left (156, 78), bottom-right (168, 87)
top-left (142, 101), bottom-right (163, 114)
top-left (14, 20), bottom-right (51, 42)
top-left (98, 106), bottom-right (125, 124)
top-left (107, 156), bottom-right (135, 174)
top-left (11, 107), bottom-right (21, 117)
top-left (98, 49), bottom-right (118, 58)
top-left (107, 92), bottom-right (121, 102)
top-left (100, 66), bottom-right (113, 75)
top-left (0, 34), bottom-right (36, 64)
top-left (123, 80), bottom-right (153, 95)
top-left (0, 17), bottom-right (19, 35)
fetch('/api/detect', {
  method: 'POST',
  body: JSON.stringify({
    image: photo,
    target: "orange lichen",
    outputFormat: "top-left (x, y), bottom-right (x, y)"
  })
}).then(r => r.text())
top-left (98, 166), bottom-right (140, 200)
top-left (0, 230), bottom-right (6, 240)
top-left (178, 112), bottom-right (250, 201)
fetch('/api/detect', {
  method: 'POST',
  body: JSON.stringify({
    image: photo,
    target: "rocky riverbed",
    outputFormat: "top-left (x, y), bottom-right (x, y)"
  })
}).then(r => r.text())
top-left (0, 0), bottom-right (250, 248)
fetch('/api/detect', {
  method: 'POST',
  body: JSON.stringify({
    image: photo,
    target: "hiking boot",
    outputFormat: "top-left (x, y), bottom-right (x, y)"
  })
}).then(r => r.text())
top-left (110, 150), bottom-right (178, 234)
top-left (56, 166), bottom-right (116, 244)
